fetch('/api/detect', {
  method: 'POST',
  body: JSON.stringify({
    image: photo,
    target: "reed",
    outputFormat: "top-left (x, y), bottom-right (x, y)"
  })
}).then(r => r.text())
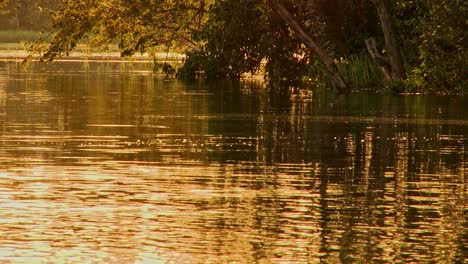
top-left (337, 54), bottom-right (383, 90)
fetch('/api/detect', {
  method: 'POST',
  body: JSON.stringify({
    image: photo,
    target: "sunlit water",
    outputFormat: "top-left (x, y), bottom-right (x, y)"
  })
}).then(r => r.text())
top-left (0, 61), bottom-right (466, 263)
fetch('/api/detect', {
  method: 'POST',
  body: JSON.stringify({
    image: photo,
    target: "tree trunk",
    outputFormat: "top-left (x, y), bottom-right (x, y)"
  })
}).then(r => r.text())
top-left (370, 0), bottom-right (405, 81)
top-left (365, 37), bottom-right (392, 80)
top-left (269, 0), bottom-right (349, 94)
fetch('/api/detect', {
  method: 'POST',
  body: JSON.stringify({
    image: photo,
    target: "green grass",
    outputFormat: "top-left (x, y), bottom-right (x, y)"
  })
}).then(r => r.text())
top-left (0, 30), bottom-right (40, 43)
top-left (337, 54), bottom-right (384, 90)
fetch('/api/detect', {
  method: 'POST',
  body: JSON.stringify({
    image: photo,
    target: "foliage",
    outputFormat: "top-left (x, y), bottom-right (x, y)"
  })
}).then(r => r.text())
top-left (179, 0), bottom-right (388, 91)
top-left (179, 0), bottom-right (269, 80)
top-left (308, 0), bottom-right (380, 57)
top-left (179, 0), bottom-right (315, 87)
top-left (395, 0), bottom-right (467, 94)
top-left (29, 0), bottom-right (211, 60)
top-left (176, 51), bottom-right (206, 79)
top-left (22, 0), bottom-right (466, 94)
top-left (153, 62), bottom-right (176, 77)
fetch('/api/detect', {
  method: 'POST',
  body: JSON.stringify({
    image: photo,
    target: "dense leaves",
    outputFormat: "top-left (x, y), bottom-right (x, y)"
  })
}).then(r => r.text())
top-left (179, 0), bottom-right (312, 84)
top-left (396, 0), bottom-right (467, 93)
top-left (185, 0), bottom-right (269, 79)
top-left (30, 0), bottom-right (210, 60)
top-left (23, 0), bottom-right (467, 94)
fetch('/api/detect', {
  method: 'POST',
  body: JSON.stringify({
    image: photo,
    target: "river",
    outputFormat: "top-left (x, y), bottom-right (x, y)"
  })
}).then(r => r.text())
top-left (0, 61), bottom-right (466, 263)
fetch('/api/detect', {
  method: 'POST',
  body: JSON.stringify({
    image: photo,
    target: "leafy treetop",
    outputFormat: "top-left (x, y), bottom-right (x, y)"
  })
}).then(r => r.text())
top-left (33, 0), bottom-right (211, 60)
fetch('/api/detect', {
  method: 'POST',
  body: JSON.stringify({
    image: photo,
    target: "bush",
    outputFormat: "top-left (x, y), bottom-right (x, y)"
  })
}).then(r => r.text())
top-left (395, 0), bottom-right (467, 94)
top-left (177, 51), bottom-right (205, 80)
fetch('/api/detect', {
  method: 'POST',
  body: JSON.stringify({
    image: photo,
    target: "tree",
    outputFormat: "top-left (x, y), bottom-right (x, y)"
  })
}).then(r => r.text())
top-left (29, 0), bottom-right (465, 94)
top-left (395, 0), bottom-right (466, 93)
top-left (31, 0), bottom-right (211, 60)
top-left (178, 0), bottom-right (314, 86)
top-left (180, 0), bottom-right (269, 80)
top-left (180, 0), bottom-right (351, 93)
top-left (269, 0), bottom-right (349, 94)
top-left (369, 0), bottom-right (405, 81)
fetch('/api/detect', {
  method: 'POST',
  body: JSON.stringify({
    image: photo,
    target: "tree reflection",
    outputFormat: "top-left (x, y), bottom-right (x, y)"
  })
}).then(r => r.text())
top-left (221, 83), bottom-right (467, 263)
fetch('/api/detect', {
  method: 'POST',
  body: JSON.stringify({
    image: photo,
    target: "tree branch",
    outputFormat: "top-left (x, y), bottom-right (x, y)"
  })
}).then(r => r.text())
top-left (269, 0), bottom-right (349, 94)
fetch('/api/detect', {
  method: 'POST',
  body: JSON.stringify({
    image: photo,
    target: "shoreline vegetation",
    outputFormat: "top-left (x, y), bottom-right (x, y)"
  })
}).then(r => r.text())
top-left (0, 42), bottom-right (266, 80)
top-left (1, 1), bottom-right (466, 95)
top-left (0, 43), bottom-right (453, 95)
top-left (0, 43), bottom-right (372, 86)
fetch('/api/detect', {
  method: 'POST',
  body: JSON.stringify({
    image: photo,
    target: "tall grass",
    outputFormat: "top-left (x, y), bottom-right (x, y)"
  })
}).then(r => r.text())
top-left (0, 30), bottom-right (39, 43)
top-left (336, 54), bottom-right (383, 90)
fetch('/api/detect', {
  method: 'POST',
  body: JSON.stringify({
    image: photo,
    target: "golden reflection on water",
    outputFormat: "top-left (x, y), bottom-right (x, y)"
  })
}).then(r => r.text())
top-left (0, 61), bottom-right (466, 263)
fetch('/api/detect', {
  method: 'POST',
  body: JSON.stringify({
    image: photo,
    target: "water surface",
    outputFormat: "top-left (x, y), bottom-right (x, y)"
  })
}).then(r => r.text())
top-left (0, 61), bottom-right (466, 263)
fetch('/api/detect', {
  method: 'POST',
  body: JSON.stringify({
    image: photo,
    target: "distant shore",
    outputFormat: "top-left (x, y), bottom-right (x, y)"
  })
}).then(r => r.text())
top-left (0, 43), bottom-right (185, 62)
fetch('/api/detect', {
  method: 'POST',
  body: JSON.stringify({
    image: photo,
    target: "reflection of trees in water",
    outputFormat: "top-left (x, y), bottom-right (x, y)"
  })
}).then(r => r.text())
top-left (0, 76), bottom-right (6, 160)
top-left (0, 75), bottom-right (5, 121)
top-left (159, 82), bottom-right (466, 262)
top-left (245, 91), bottom-right (466, 263)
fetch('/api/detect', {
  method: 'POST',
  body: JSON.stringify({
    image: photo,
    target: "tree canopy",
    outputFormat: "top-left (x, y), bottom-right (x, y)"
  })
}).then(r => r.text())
top-left (26, 0), bottom-right (467, 94)
top-left (32, 0), bottom-right (211, 60)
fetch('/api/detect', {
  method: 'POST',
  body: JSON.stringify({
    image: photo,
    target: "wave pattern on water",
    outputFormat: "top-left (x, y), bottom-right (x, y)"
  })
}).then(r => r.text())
top-left (0, 61), bottom-right (466, 263)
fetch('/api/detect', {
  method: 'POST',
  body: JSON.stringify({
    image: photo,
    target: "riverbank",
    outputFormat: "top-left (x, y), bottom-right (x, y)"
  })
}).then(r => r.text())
top-left (0, 43), bottom-right (265, 80)
top-left (0, 43), bottom-right (185, 62)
